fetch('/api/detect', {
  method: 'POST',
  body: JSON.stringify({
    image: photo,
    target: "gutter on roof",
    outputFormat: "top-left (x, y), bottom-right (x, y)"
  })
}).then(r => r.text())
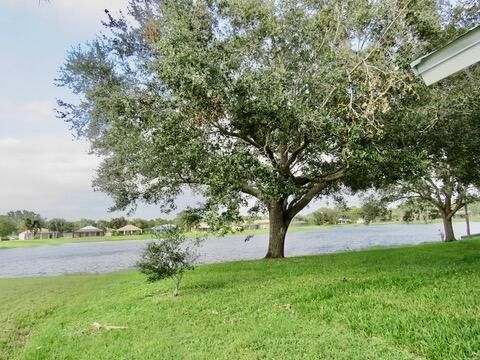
top-left (410, 24), bottom-right (480, 85)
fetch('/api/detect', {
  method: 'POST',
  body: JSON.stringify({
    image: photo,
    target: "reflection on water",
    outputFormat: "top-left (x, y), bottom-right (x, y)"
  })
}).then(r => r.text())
top-left (0, 222), bottom-right (478, 278)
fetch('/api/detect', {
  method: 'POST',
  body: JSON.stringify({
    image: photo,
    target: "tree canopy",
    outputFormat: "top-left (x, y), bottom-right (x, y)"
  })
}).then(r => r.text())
top-left (383, 67), bottom-right (480, 241)
top-left (6, 210), bottom-right (43, 229)
top-left (47, 218), bottom-right (75, 234)
top-left (57, 0), bottom-right (465, 258)
top-left (0, 218), bottom-right (17, 239)
top-left (23, 217), bottom-right (44, 237)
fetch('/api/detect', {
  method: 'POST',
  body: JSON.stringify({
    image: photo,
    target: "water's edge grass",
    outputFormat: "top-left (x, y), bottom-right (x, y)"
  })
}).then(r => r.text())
top-left (1, 239), bottom-right (479, 359)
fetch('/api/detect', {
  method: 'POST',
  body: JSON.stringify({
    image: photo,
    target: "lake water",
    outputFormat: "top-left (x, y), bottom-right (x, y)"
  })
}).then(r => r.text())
top-left (0, 222), bottom-right (478, 278)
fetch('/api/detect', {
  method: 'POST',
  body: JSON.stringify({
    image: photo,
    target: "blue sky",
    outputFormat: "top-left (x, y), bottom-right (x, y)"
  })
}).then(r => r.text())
top-left (0, 0), bottom-right (332, 221)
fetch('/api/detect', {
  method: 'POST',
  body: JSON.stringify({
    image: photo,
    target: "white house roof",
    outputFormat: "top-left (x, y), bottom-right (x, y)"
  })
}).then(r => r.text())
top-left (75, 226), bottom-right (103, 233)
top-left (411, 24), bottom-right (480, 85)
top-left (152, 224), bottom-right (177, 230)
top-left (117, 224), bottom-right (142, 232)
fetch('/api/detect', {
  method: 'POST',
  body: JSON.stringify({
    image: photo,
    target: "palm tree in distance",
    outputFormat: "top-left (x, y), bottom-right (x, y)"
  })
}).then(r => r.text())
top-left (24, 218), bottom-right (42, 240)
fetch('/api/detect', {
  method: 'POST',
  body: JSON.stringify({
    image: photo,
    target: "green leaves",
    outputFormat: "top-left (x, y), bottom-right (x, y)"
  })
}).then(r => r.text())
top-left (137, 229), bottom-right (202, 294)
top-left (0, 218), bottom-right (17, 239)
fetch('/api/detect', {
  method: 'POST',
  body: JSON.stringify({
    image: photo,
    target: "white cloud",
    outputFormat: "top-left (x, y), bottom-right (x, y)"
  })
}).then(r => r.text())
top-left (0, 137), bottom-right (22, 146)
top-left (0, 135), bottom-right (100, 218)
top-left (0, 136), bottom-right (97, 184)
top-left (0, 134), bottom-right (198, 220)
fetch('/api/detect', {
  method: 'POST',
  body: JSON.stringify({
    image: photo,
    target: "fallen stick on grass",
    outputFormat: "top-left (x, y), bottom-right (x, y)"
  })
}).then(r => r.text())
top-left (91, 322), bottom-right (128, 331)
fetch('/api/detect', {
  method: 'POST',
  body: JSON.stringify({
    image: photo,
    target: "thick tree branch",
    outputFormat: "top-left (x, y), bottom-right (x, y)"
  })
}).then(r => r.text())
top-left (214, 123), bottom-right (261, 149)
top-left (423, 178), bottom-right (444, 208)
top-left (240, 184), bottom-right (263, 200)
top-left (449, 190), bottom-right (467, 218)
top-left (214, 123), bottom-right (277, 164)
top-left (286, 135), bottom-right (309, 168)
top-left (287, 169), bottom-right (346, 217)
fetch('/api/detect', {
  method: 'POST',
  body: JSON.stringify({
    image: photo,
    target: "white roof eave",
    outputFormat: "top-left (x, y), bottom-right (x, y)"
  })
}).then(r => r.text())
top-left (411, 24), bottom-right (480, 85)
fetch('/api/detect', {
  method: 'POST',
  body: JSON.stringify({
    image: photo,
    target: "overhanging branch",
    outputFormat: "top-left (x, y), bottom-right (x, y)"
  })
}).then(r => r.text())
top-left (240, 184), bottom-right (263, 200)
top-left (286, 135), bottom-right (309, 168)
top-left (287, 168), bottom-right (345, 217)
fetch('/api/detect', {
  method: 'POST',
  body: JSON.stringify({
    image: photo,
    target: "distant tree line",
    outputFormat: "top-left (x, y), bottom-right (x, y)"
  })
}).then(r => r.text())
top-left (0, 207), bottom-right (238, 239)
top-left (0, 210), bottom-right (177, 239)
top-left (298, 198), bottom-right (391, 226)
top-left (298, 197), bottom-right (480, 228)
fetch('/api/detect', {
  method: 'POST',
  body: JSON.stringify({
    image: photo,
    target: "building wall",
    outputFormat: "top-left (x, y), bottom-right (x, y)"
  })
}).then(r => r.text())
top-left (73, 231), bottom-right (104, 238)
top-left (19, 231), bottom-right (54, 240)
top-left (118, 230), bottom-right (142, 235)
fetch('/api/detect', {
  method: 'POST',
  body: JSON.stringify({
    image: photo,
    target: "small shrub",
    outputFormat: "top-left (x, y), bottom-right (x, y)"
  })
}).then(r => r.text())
top-left (137, 229), bottom-right (202, 296)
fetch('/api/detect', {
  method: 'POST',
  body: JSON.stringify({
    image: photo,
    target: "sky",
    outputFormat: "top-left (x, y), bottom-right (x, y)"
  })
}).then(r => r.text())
top-left (0, 0), bottom-right (333, 221)
top-left (0, 0), bottom-right (185, 220)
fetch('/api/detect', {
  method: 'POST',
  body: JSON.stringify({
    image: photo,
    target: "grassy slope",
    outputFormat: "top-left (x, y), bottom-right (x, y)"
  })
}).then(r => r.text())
top-left (1, 240), bottom-right (480, 359)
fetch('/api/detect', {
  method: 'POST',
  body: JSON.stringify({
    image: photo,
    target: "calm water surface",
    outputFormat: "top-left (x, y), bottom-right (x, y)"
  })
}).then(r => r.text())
top-left (0, 222), bottom-right (478, 278)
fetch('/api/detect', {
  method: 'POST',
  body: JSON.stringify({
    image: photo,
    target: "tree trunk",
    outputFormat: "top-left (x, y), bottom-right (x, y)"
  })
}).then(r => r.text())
top-left (173, 275), bottom-right (181, 296)
top-left (465, 203), bottom-right (471, 237)
top-left (265, 201), bottom-right (291, 259)
top-left (442, 215), bottom-right (456, 242)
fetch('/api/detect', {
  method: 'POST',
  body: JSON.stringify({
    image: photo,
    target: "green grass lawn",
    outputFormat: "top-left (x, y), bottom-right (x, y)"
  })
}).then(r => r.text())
top-left (1, 240), bottom-right (480, 359)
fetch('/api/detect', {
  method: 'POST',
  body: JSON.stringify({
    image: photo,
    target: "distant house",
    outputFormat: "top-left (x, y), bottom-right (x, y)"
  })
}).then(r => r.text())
top-left (73, 226), bottom-right (104, 238)
top-left (336, 217), bottom-right (352, 224)
top-left (116, 224), bottom-right (143, 235)
top-left (152, 224), bottom-right (177, 233)
top-left (241, 219), bottom-right (270, 231)
top-left (197, 222), bottom-right (211, 232)
top-left (18, 228), bottom-right (54, 240)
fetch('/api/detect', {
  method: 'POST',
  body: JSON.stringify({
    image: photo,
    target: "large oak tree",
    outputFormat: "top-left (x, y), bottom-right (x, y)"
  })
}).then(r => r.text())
top-left (58, 0), bottom-right (443, 258)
